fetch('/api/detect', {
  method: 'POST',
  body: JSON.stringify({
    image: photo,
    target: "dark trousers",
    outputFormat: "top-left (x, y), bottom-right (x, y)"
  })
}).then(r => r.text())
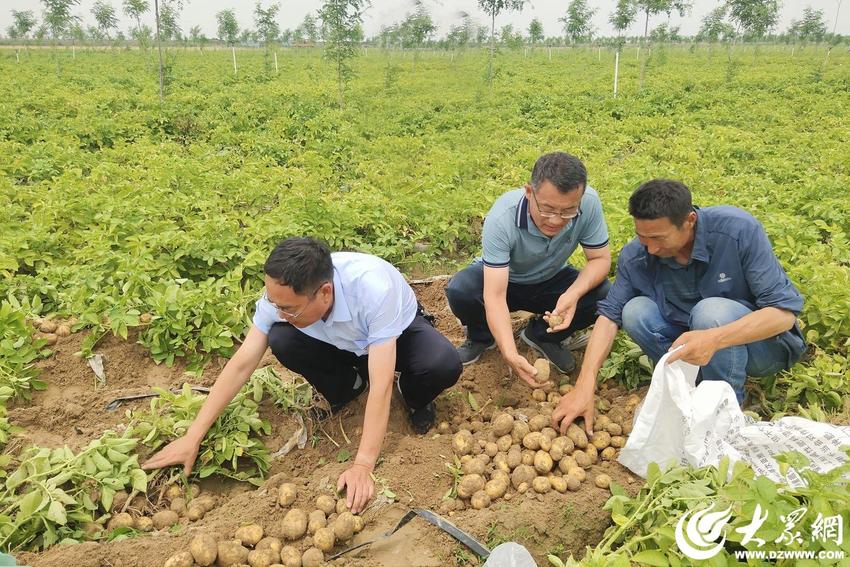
top-left (445, 262), bottom-right (611, 344)
top-left (267, 315), bottom-right (462, 411)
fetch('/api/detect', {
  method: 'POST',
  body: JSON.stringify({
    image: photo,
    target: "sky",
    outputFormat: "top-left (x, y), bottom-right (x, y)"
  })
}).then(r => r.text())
top-left (0, 0), bottom-right (846, 39)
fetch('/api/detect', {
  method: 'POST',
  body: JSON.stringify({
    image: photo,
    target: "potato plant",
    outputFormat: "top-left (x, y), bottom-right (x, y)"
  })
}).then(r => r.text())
top-left (0, 431), bottom-right (147, 551)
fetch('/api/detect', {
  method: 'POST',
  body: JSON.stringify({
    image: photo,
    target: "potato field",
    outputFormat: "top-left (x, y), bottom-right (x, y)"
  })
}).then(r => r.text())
top-left (1, 43), bottom-right (849, 567)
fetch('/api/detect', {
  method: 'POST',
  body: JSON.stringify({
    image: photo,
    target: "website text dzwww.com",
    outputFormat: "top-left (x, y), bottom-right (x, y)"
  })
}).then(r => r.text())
top-left (734, 550), bottom-right (845, 560)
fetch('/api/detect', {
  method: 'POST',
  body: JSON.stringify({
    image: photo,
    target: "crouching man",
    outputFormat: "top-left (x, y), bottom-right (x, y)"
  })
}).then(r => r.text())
top-left (553, 179), bottom-right (805, 433)
top-left (143, 237), bottom-right (462, 513)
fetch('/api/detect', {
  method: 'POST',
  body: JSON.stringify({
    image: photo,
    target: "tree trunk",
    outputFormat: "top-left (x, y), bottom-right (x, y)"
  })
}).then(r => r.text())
top-left (488, 11), bottom-right (495, 86)
top-left (644, 11), bottom-right (650, 39)
top-left (154, 0), bottom-right (164, 102)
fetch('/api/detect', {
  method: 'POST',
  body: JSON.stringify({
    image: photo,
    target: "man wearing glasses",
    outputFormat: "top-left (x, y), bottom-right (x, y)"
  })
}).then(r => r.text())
top-left (445, 152), bottom-right (612, 387)
top-left (143, 237), bottom-right (462, 513)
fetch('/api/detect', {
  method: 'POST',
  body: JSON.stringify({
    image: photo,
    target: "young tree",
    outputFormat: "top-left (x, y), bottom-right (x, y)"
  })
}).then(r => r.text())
top-left (216, 10), bottom-right (239, 44)
top-left (92, 1), bottom-right (118, 39)
top-left (41, 0), bottom-right (81, 40)
top-left (398, 2), bottom-right (436, 49)
top-left (255, 2), bottom-right (281, 47)
top-left (318, 0), bottom-right (368, 107)
top-left (158, 1), bottom-right (181, 41)
top-left (478, 0), bottom-right (525, 84)
top-left (635, 0), bottom-right (691, 39)
top-left (725, 0), bottom-right (780, 39)
top-left (788, 7), bottom-right (827, 42)
top-left (301, 14), bottom-right (319, 43)
top-left (610, 0), bottom-right (637, 38)
top-left (528, 17), bottom-right (544, 44)
top-left (8, 10), bottom-right (38, 39)
top-left (123, 0), bottom-right (148, 44)
top-left (561, 0), bottom-right (596, 43)
top-left (698, 5), bottom-right (734, 42)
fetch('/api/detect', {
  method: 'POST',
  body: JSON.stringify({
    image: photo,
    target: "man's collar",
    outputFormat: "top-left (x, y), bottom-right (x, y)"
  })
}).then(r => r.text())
top-left (516, 194), bottom-right (529, 230)
top-left (691, 207), bottom-right (709, 262)
top-left (323, 268), bottom-right (351, 324)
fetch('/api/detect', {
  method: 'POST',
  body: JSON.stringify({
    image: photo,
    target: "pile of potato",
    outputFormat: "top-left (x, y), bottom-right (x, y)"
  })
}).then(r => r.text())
top-left (164, 483), bottom-right (364, 567)
top-left (442, 373), bottom-right (639, 511)
top-left (30, 316), bottom-right (76, 345)
top-left (104, 484), bottom-right (217, 536)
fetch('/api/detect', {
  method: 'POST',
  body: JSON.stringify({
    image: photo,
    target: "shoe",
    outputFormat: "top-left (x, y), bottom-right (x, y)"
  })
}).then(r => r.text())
top-left (520, 329), bottom-right (575, 374)
top-left (562, 330), bottom-right (590, 351)
top-left (408, 402), bottom-right (436, 434)
top-left (456, 338), bottom-right (496, 365)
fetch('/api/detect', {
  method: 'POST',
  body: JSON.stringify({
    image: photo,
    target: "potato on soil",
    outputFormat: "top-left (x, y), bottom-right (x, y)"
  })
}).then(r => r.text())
top-left (462, 456), bottom-right (487, 476)
top-left (186, 502), bottom-right (206, 521)
top-left (522, 432), bottom-right (543, 450)
top-left (308, 510), bottom-right (327, 534)
top-left (549, 436), bottom-right (574, 461)
top-left (533, 450), bottom-right (554, 474)
top-left (313, 527), bottom-right (336, 552)
top-left (547, 392), bottom-right (561, 404)
top-left (452, 429), bottom-right (474, 456)
top-left (511, 464), bottom-right (536, 489)
top-left (558, 456), bottom-right (578, 473)
top-left (594, 474), bottom-right (612, 489)
top-left (493, 452), bottom-right (510, 474)
top-left (236, 524), bottom-right (265, 547)
top-left (194, 494), bottom-right (217, 513)
top-left (601, 446), bottom-right (617, 461)
top-left (279, 546), bottom-right (302, 567)
top-left (353, 515), bottom-right (364, 533)
top-left (56, 324), bottom-right (71, 337)
top-left (550, 476), bottom-right (568, 493)
top-left (532, 476), bottom-right (551, 494)
top-left (558, 383), bottom-right (573, 395)
top-left (164, 551), bottom-right (194, 567)
top-left (532, 388), bottom-right (547, 402)
top-left (301, 548), bottom-right (324, 567)
top-left (256, 537), bottom-right (283, 556)
top-left (610, 436), bottom-right (626, 448)
top-left (585, 444), bottom-right (598, 463)
top-left (334, 511), bottom-right (356, 542)
top-left (528, 414), bottom-right (549, 432)
top-left (278, 483), bottom-right (297, 507)
top-left (165, 484), bottom-right (183, 501)
top-left (152, 510), bottom-right (179, 530)
top-left (566, 424), bottom-right (588, 449)
top-left (484, 477), bottom-right (509, 500)
top-left (248, 549), bottom-right (277, 567)
top-left (315, 495), bottom-right (335, 516)
top-left (484, 441), bottom-right (499, 457)
top-left (282, 509), bottom-right (308, 540)
top-left (506, 447), bottom-right (523, 469)
top-left (110, 490), bottom-right (130, 513)
top-left (471, 490), bottom-right (491, 510)
top-left (568, 467), bottom-right (587, 482)
top-left (438, 421), bottom-right (451, 434)
top-left (457, 474), bottom-right (485, 499)
top-left (566, 475), bottom-right (581, 492)
top-left (541, 427), bottom-right (557, 440)
top-left (495, 434), bottom-right (513, 452)
top-left (190, 534), bottom-right (218, 566)
top-left (107, 512), bottom-right (134, 531)
top-left (521, 449), bottom-right (535, 466)
top-left (39, 320), bottom-right (58, 333)
top-left (491, 413), bottom-right (515, 436)
top-left (217, 540), bottom-right (249, 566)
top-left (511, 421), bottom-right (530, 444)
top-left (574, 449), bottom-right (591, 469)
top-left (605, 422), bottom-right (622, 436)
top-left (590, 431), bottom-right (611, 450)
top-left (82, 522), bottom-right (102, 538)
top-left (133, 516), bottom-right (153, 532)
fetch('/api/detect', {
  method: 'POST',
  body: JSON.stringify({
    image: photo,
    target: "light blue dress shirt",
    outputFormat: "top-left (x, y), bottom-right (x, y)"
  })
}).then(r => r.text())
top-left (253, 252), bottom-right (418, 356)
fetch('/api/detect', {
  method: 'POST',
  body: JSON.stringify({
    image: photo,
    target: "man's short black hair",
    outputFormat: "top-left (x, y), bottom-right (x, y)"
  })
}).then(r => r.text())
top-left (629, 179), bottom-right (694, 227)
top-left (530, 152), bottom-right (587, 194)
top-left (264, 237), bottom-right (333, 295)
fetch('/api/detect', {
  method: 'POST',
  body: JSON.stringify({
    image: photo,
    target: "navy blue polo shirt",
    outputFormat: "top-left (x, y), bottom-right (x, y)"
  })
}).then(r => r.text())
top-left (598, 206), bottom-right (805, 359)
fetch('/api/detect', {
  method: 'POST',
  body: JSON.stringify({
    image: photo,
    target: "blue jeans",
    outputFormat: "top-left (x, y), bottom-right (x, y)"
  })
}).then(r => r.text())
top-left (621, 296), bottom-right (792, 404)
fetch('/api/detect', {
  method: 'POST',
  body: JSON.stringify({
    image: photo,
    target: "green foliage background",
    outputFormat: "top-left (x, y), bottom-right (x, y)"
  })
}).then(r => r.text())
top-left (0, 45), bottom-right (848, 411)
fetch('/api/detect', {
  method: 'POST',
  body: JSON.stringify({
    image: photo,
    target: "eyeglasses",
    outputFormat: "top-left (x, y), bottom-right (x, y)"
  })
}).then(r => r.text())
top-left (263, 283), bottom-right (326, 321)
top-left (530, 190), bottom-right (580, 220)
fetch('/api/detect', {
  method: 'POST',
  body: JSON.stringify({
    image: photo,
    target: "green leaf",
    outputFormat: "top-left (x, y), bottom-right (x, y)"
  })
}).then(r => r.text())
top-left (46, 500), bottom-right (67, 525)
top-left (336, 448), bottom-right (351, 463)
top-left (467, 391), bottom-right (479, 412)
top-left (631, 550), bottom-right (669, 566)
top-left (130, 469), bottom-right (148, 492)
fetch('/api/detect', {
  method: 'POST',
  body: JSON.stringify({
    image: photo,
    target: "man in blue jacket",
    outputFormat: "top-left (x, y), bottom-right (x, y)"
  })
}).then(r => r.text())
top-left (553, 179), bottom-right (806, 433)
